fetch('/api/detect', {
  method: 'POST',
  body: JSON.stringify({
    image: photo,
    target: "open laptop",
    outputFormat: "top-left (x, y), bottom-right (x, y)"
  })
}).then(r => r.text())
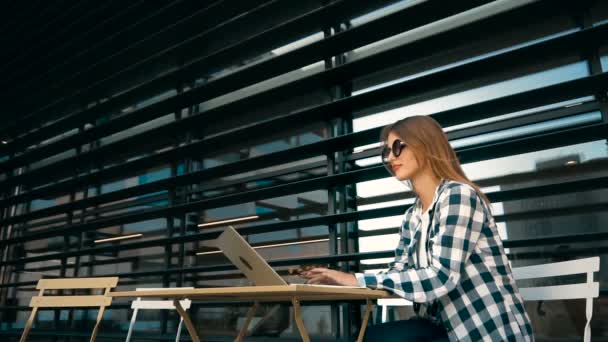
top-left (215, 226), bottom-right (363, 288)
top-left (216, 225), bottom-right (287, 286)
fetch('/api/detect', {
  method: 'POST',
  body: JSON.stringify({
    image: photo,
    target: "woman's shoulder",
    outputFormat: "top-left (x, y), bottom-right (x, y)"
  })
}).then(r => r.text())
top-left (441, 179), bottom-right (475, 192)
top-left (440, 180), bottom-right (495, 225)
top-left (439, 179), bottom-right (482, 202)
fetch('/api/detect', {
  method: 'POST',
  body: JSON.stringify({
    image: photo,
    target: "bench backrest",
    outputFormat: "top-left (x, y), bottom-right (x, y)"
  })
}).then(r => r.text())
top-left (31, 277), bottom-right (119, 308)
top-left (20, 277), bottom-right (119, 342)
top-left (36, 277), bottom-right (119, 290)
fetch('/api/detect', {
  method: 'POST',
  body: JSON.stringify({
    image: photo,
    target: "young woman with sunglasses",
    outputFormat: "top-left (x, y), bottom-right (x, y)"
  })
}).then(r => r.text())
top-left (300, 116), bottom-right (534, 341)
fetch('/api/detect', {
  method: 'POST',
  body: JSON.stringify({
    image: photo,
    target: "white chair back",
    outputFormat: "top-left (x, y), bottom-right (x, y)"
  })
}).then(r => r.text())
top-left (125, 287), bottom-right (194, 342)
top-left (512, 257), bottom-right (599, 342)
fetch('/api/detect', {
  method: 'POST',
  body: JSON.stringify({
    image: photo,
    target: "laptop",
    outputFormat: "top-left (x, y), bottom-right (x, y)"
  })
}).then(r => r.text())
top-left (216, 225), bottom-right (287, 286)
top-left (215, 226), bottom-right (363, 288)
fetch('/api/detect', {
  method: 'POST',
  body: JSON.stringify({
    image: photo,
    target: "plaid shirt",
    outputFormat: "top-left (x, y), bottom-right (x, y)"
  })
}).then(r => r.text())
top-left (356, 179), bottom-right (534, 341)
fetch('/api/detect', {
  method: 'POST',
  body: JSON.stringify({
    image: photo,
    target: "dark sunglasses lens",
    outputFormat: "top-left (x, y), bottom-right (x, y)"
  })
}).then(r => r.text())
top-left (392, 140), bottom-right (403, 157)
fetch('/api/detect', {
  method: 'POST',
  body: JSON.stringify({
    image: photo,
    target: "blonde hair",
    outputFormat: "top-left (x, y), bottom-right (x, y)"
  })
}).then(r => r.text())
top-left (380, 115), bottom-right (491, 207)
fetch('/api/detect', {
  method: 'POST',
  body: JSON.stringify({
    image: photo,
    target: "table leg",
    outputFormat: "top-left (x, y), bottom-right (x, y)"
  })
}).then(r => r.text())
top-left (291, 297), bottom-right (310, 342)
top-left (357, 299), bottom-right (373, 342)
top-left (173, 299), bottom-right (200, 342)
top-left (250, 304), bottom-right (281, 335)
top-left (89, 305), bottom-right (106, 342)
top-left (19, 307), bottom-right (38, 342)
top-left (235, 301), bottom-right (259, 342)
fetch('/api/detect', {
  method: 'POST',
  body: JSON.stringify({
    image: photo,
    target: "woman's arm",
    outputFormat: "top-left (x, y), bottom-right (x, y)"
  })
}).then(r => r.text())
top-left (358, 184), bottom-right (485, 302)
top-left (302, 208), bottom-right (414, 287)
top-left (351, 211), bottom-right (414, 285)
top-left (387, 210), bottom-right (413, 271)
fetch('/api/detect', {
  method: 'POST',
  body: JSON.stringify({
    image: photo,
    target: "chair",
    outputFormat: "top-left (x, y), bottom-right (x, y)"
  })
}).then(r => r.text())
top-left (20, 276), bottom-right (119, 342)
top-left (376, 298), bottom-right (412, 323)
top-left (376, 257), bottom-right (600, 342)
top-left (125, 287), bottom-right (193, 342)
top-left (512, 256), bottom-right (599, 342)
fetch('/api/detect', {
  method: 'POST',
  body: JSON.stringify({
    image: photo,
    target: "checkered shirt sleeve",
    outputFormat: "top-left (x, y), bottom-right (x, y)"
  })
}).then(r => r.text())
top-left (359, 183), bottom-right (483, 302)
top-left (387, 208), bottom-right (414, 272)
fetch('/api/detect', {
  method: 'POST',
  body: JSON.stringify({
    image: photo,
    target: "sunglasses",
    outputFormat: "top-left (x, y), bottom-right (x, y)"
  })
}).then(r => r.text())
top-left (381, 139), bottom-right (407, 164)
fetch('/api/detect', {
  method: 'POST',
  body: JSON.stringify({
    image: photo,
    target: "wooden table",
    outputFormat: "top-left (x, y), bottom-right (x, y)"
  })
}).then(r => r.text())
top-left (109, 284), bottom-right (392, 342)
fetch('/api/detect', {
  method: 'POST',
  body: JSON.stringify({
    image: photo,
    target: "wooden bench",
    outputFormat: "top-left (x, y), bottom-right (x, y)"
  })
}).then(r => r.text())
top-left (20, 277), bottom-right (119, 342)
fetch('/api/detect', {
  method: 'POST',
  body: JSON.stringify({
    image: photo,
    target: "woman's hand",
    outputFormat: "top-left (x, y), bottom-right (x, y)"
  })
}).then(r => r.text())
top-left (299, 267), bottom-right (359, 286)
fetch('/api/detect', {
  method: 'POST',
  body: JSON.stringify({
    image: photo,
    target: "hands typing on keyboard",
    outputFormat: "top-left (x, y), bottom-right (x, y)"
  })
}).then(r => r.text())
top-left (290, 265), bottom-right (360, 287)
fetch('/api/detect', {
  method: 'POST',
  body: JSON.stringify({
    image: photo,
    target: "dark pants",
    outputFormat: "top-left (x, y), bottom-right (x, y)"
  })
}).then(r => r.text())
top-left (363, 318), bottom-right (450, 342)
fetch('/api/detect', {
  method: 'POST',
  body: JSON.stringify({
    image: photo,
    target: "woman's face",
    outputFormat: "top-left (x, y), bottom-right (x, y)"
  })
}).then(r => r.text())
top-left (386, 131), bottom-right (422, 181)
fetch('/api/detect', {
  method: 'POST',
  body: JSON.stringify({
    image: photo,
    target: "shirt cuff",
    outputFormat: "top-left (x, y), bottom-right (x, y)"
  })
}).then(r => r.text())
top-left (354, 272), bottom-right (369, 288)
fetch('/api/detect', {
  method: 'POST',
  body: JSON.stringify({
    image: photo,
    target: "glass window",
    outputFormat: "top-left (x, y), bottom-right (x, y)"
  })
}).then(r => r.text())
top-left (351, 3), bottom-right (578, 62)
top-left (351, 0), bottom-right (417, 27)
top-left (352, 61), bottom-right (589, 135)
top-left (591, 0), bottom-right (608, 25)
top-left (450, 111), bottom-right (601, 149)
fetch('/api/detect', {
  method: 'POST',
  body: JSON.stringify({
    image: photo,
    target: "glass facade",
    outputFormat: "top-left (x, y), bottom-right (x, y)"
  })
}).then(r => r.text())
top-left (0, 1), bottom-right (607, 341)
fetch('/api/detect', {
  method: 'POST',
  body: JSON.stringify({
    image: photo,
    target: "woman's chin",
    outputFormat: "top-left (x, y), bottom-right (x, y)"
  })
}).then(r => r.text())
top-left (394, 172), bottom-right (410, 181)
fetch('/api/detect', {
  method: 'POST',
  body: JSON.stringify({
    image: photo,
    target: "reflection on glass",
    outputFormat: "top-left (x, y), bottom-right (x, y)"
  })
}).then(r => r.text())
top-left (461, 140), bottom-right (607, 181)
top-left (352, 4), bottom-right (578, 63)
top-left (351, 0), bottom-right (417, 27)
top-left (353, 61), bottom-right (589, 132)
top-left (271, 32), bottom-right (323, 56)
top-left (451, 112), bottom-right (602, 149)
top-left (444, 97), bottom-right (594, 133)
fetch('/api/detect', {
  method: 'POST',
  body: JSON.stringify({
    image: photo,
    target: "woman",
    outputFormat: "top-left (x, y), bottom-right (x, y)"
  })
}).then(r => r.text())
top-left (301, 116), bottom-right (534, 341)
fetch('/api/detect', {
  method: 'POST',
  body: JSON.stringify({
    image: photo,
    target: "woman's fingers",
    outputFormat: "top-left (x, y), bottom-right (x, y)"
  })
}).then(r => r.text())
top-left (305, 267), bottom-right (328, 275)
top-left (300, 267), bottom-right (328, 278)
top-left (306, 273), bottom-right (336, 285)
top-left (305, 276), bottom-right (322, 284)
top-left (299, 268), bottom-right (358, 286)
top-left (302, 269), bottom-right (332, 284)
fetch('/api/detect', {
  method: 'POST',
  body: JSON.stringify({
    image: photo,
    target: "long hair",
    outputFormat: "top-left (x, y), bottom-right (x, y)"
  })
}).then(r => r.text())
top-left (380, 115), bottom-right (491, 207)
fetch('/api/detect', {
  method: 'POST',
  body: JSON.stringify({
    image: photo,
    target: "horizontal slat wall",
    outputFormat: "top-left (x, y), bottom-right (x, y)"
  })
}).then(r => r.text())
top-left (0, 0), bottom-right (492, 165)
top-left (0, 121), bottom-right (606, 247)
top-left (1, 7), bottom-right (605, 196)
top-left (0, 0), bottom-right (607, 340)
top-left (0, 0), bottom-right (393, 153)
top-left (1, 70), bottom-right (606, 217)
